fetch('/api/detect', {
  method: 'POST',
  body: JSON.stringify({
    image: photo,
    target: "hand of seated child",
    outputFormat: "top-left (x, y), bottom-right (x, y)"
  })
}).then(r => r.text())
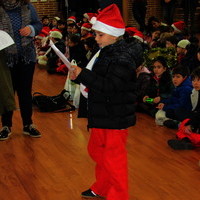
top-left (143, 96), bottom-right (149, 103)
top-left (157, 103), bottom-right (164, 110)
top-left (153, 97), bottom-right (161, 104)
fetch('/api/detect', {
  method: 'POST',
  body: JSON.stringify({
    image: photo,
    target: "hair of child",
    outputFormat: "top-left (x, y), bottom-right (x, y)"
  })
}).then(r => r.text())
top-left (172, 64), bottom-right (190, 77)
top-left (191, 67), bottom-right (200, 80)
top-left (153, 56), bottom-right (169, 69)
top-left (68, 34), bottom-right (80, 44)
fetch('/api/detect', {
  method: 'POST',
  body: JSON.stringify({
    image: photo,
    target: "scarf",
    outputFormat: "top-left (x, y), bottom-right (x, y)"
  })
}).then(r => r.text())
top-left (0, 2), bottom-right (33, 66)
top-left (2, 0), bottom-right (21, 10)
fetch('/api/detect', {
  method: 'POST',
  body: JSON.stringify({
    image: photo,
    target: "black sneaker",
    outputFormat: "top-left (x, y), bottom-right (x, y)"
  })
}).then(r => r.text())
top-left (0, 126), bottom-right (11, 141)
top-left (167, 139), bottom-right (195, 150)
top-left (163, 120), bottom-right (179, 129)
top-left (81, 189), bottom-right (104, 199)
top-left (23, 124), bottom-right (41, 138)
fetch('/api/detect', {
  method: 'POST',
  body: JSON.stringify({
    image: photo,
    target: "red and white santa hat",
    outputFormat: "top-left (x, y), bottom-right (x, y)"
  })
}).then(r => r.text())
top-left (125, 27), bottom-right (138, 37)
top-left (83, 12), bottom-right (97, 21)
top-left (91, 4), bottom-right (125, 37)
top-left (67, 16), bottom-right (76, 23)
top-left (171, 21), bottom-right (185, 33)
top-left (133, 31), bottom-right (144, 42)
top-left (81, 23), bottom-right (92, 31)
top-left (35, 33), bottom-right (46, 40)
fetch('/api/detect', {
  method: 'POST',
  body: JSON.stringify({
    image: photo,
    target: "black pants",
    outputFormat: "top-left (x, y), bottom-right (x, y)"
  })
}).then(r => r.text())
top-left (161, 2), bottom-right (176, 25)
top-left (181, 0), bottom-right (198, 31)
top-left (132, 0), bottom-right (147, 32)
top-left (1, 61), bottom-right (35, 127)
top-left (165, 107), bottom-right (192, 122)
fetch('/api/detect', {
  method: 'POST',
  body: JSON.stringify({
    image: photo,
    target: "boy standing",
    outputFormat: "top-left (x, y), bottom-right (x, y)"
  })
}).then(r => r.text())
top-left (70, 4), bottom-right (143, 200)
top-left (168, 67), bottom-right (200, 150)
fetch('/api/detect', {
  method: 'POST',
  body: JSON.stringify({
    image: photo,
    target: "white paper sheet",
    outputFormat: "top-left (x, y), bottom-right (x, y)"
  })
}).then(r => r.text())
top-left (49, 39), bottom-right (72, 69)
top-left (0, 30), bottom-right (15, 51)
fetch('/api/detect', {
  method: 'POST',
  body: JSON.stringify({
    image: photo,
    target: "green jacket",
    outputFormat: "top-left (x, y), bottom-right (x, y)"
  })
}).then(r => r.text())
top-left (0, 50), bottom-right (15, 115)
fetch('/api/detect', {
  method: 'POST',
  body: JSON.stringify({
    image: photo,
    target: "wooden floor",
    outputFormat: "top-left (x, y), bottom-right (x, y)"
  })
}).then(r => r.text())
top-left (1, 66), bottom-right (200, 200)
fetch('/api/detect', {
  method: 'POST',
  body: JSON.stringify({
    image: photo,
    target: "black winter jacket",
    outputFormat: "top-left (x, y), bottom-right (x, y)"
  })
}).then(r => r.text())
top-left (76, 39), bottom-right (143, 129)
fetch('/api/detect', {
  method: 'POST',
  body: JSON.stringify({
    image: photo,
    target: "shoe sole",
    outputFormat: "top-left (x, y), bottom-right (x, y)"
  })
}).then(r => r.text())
top-left (23, 131), bottom-right (41, 138)
top-left (81, 195), bottom-right (105, 199)
top-left (81, 197), bottom-right (104, 199)
top-left (0, 132), bottom-right (12, 141)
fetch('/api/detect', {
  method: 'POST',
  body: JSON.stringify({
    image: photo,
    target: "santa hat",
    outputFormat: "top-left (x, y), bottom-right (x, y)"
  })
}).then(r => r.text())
top-left (81, 23), bottom-right (92, 31)
top-left (41, 26), bottom-right (51, 36)
top-left (177, 39), bottom-right (191, 49)
top-left (91, 4), bottom-right (125, 37)
top-left (83, 12), bottom-right (97, 21)
top-left (133, 31), bottom-right (144, 42)
top-left (67, 16), bottom-right (76, 23)
top-left (49, 31), bottom-right (63, 39)
top-left (35, 33), bottom-right (46, 40)
top-left (125, 27), bottom-right (138, 36)
top-left (171, 21), bottom-right (185, 33)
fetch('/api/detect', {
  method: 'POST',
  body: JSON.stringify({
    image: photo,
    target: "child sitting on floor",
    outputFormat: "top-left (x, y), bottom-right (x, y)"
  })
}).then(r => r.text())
top-left (139, 56), bottom-right (173, 117)
top-left (156, 65), bottom-right (193, 128)
top-left (168, 67), bottom-right (200, 150)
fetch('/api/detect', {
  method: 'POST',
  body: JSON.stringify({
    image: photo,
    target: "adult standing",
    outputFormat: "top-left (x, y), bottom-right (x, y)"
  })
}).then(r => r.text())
top-left (0, 50), bottom-right (15, 119)
top-left (132, 0), bottom-right (147, 32)
top-left (161, 0), bottom-right (177, 25)
top-left (0, 0), bottom-right (42, 140)
top-left (180, 0), bottom-right (198, 33)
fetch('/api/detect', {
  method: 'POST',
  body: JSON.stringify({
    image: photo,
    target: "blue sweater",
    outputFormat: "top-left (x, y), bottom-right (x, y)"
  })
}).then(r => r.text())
top-left (162, 77), bottom-right (193, 111)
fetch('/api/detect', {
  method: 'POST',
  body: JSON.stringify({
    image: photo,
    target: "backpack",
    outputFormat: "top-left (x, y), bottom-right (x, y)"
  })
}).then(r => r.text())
top-left (32, 89), bottom-right (75, 112)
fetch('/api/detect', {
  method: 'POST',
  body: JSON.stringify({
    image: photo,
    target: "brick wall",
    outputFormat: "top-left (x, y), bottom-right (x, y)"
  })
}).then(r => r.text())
top-left (31, 0), bottom-right (61, 21)
top-left (126, 0), bottom-right (200, 31)
top-left (32, 0), bottom-right (200, 31)
top-left (126, 0), bottom-right (161, 27)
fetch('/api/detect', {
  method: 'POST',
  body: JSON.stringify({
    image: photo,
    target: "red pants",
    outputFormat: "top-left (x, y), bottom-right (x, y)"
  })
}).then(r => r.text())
top-left (88, 128), bottom-right (129, 200)
top-left (176, 119), bottom-right (200, 147)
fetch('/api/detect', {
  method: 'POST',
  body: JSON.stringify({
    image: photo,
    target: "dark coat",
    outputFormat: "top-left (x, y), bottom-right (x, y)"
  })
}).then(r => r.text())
top-left (47, 40), bottom-right (66, 69)
top-left (0, 51), bottom-right (15, 115)
top-left (145, 70), bottom-right (174, 101)
top-left (76, 39), bottom-right (143, 129)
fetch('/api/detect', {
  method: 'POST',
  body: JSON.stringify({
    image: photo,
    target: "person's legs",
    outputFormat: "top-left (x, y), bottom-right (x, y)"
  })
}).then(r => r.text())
top-left (14, 61), bottom-right (35, 126)
top-left (132, 1), bottom-right (147, 32)
top-left (88, 128), bottom-right (129, 200)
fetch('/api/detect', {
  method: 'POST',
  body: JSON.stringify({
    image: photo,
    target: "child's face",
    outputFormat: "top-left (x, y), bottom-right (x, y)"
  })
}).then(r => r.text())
top-left (192, 77), bottom-right (200, 91)
top-left (42, 18), bottom-right (49, 26)
top-left (172, 74), bottom-right (186, 87)
top-left (81, 29), bottom-right (88, 36)
top-left (152, 31), bottom-right (160, 40)
top-left (94, 31), bottom-right (117, 48)
top-left (177, 47), bottom-right (186, 55)
top-left (52, 19), bottom-right (58, 26)
top-left (67, 26), bottom-right (73, 34)
top-left (166, 41), bottom-right (175, 48)
top-left (58, 24), bottom-right (65, 30)
top-left (152, 21), bottom-right (160, 28)
top-left (153, 61), bottom-right (166, 77)
top-left (197, 52), bottom-right (200, 61)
